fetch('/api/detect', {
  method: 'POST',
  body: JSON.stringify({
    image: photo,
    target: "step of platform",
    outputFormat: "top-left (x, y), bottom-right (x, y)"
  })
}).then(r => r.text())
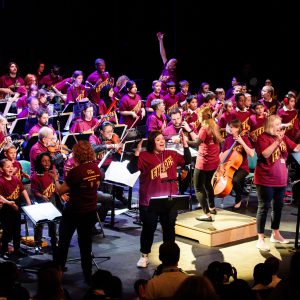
top-left (175, 209), bottom-right (257, 247)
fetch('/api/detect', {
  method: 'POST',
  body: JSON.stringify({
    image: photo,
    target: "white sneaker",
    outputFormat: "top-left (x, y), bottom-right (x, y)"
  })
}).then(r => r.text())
top-left (270, 234), bottom-right (289, 244)
top-left (256, 240), bottom-right (270, 252)
top-left (137, 255), bottom-right (149, 268)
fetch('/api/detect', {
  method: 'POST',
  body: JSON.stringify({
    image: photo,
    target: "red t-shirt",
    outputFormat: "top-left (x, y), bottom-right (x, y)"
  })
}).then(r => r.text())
top-left (138, 150), bottom-right (185, 206)
top-left (221, 134), bottom-right (253, 173)
top-left (248, 114), bottom-right (266, 143)
top-left (64, 161), bottom-right (101, 214)
top-left (195, 127), bottom-right (220, 171)
top-left (12, 160), bottom-right (23, 181)
top-left (0, 175), bottom-right (24, 201)
top-left (119, 94), bottom-right (144, 127)
top-left (277, 108), bottom-right (300, 141)
top-left (31, 172), bottom-right (56, 199)
top-left (163, 93), bottom-right (179, 115)
top-left (254, 133), bottom-right (296, 187)
top-left (29, 141), bottom-right (49, 177)
top-left (70, 118), bottom-right (98, 133)
top-left (146, 113), bottom-right (167, 133)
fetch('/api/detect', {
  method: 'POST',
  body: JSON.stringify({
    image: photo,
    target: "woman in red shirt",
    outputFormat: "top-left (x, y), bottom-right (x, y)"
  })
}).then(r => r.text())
top-left (193, 107), bottom-right (224, 222)
top-left (254, 115), bottom-right (300, 251)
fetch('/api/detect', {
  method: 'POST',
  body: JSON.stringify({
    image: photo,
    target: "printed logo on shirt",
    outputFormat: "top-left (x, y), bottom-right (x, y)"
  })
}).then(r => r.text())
top-left (271, 141), bottom-right (287, 163)
top-left (250, 127), bottom-right (264, 142)
top-left (43, 183), bottom-right (56, 198)
top-left (7, 185), bottom-right (20, 201)
top-left (151, 156), bottom-right (174, 180)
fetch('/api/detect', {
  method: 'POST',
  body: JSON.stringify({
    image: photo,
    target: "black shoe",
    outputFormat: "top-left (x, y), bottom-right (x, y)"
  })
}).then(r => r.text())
top-left (196, 215), bottom-right (213, 222)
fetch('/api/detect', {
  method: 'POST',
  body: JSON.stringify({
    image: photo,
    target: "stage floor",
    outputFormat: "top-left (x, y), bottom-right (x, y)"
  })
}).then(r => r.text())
top-left (4, 188), bottom-right (299, 300)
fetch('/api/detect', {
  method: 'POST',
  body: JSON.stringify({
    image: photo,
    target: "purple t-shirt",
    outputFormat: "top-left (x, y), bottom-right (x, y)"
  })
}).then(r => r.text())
top-left (146, 113), bottom-right (167, 133)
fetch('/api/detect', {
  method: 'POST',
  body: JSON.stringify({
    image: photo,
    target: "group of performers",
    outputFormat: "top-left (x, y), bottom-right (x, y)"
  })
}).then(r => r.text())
top-left (1, 37), bottom-right (300, 277)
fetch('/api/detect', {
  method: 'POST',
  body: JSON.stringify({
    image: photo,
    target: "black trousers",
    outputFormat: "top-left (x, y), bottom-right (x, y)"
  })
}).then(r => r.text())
top-left (139, 205), bottom-right (177, 254)
top-left (56, 210), bottom-right (96, 279)
top-left (0, 206), bottom-right (21, 254)
top-left (232, 168), bottom-right (248, 203)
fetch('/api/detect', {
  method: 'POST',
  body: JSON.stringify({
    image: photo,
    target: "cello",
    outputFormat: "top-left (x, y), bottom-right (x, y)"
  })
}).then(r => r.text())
top-left (211, 134), bottom-right (244, 198)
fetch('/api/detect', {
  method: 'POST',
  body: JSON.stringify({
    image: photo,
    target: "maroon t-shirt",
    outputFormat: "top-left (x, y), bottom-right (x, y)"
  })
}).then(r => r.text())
top-left (248, 114), bottom-right (266, 143)
top-left (66, 84), bottom-right (88, 104)
top-left (119, 94), bottom-right (144, 127)
top-left (145, 92), bottom-right (164, 109)
top-left (31, 172), bottom-right (56, 198)
top-left (98, 99), bottom-right (117, 123)
top-left (0, 75), bottom-right (24, 90)
top-left (221, 134), bottom-right (253, 173)
top-left (0, 175), bottom-right (24, 202)
top-left (146, 113), bottom-right (167, 133)
top-left (29, 141), bottom-right (49, 177)
top-left (64, 161), bottom-right (101, 214)
top-left (277, 108), bottom-right (300, 141)
top-left (176, 91), bottom-right (190, 106)
top-left (70, 118), bottom-right (98, 133)
top-left (218, 112), bottom-right (231, 138)
top-left (195, 127), bottom-right (220, 171)
top-left (258, 98), bottom-right (279, 115)
top-left (12, 160), bottom-right (23, 181)
top-left (86, 71), bottom-right (110, 104)
top-left (159, 63), bottom-right (177, 95)
top-left (230, 109), bottom-right (252, 132)
top-left (138, 150), bottom-right (185, 206)
top-left (55, 77), bottom-right (73, 94)
top-left (28, 124), bottom-right (56, 139)
top-left (254, 133), bottom-right (297, 187)
top-left (39, 74), bottom-right (63, 89)
top-left (182, 110), bottom-right (201, 134)
top-left (163, 93), bottom-right (179, 115)
top-left (0, 131), bottom-right (5, 145)
top-left (16, 95), bottom-right (28, 109)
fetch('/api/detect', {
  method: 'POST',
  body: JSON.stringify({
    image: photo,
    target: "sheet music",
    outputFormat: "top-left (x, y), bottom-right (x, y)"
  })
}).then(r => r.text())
top-left (165, 144), bottom-right (198, 157)
top-left (22, 203), bottom-right (62, 225)
top-left (104, 160), bottom-right (140, 187)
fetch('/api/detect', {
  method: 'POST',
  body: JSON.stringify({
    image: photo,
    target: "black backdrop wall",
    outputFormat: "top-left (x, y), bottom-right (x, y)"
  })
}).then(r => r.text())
top-left (1, 0), bottom-right (299, 98)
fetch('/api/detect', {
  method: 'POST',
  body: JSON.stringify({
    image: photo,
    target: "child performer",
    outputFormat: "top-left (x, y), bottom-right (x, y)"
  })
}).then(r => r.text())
top-left (30, 152), bottom-right (63, 255)
top-left (0, 159), bottom-right (31, 259)
top-left (3, 144), bottom-right (30, 181)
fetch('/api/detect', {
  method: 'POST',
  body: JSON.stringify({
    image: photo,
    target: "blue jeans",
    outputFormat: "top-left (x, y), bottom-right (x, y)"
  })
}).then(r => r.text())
top-left (256, 185), bottom-right (286, 234)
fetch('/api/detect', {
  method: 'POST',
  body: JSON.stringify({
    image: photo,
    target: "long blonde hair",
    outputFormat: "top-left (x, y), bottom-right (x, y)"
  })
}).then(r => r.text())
top-left (199, 106), bottom-right (223, 143)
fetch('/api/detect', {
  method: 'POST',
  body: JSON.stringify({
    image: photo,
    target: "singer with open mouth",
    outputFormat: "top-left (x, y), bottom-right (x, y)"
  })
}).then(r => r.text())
top-left (127, 130), bottom-right (191, 268)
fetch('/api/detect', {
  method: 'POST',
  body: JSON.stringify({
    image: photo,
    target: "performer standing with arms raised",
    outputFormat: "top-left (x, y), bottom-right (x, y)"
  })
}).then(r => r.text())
top-left (254, 115), bottom-right (300, 251)
top-left (56, 140), bottom-right (101, 283)
top-left (127, 131), bottom-right (191, 268)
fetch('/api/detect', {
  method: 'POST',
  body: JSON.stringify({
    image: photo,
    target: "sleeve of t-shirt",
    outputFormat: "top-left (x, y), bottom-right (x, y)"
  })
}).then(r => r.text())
top-left (243, 135), bottom-right (253, 149)
top-left (284, 135), bottom-right (297, 152)
top-left (221, 138), bottom-right (230, 152)
top-left (30, 175), bottom-right (40, 193)
top-left (255, 134), bottom-right (271, 156)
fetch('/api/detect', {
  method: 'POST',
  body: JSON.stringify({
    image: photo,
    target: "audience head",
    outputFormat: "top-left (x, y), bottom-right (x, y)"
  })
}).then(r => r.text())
top-left (173, 275), bottom-right (218, 300)
top-left (253, 262), bottom-right (273, 286)
top-left (264, 256), bottom-right (280, 275)
top-left (159, 241), bottom-right (180, 267)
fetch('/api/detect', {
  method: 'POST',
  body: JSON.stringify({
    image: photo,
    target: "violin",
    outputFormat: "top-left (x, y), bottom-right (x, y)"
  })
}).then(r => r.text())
top-left (47, 141), bottom-right (72, 155)
top-left (105, 133), bottom-right (122, 155)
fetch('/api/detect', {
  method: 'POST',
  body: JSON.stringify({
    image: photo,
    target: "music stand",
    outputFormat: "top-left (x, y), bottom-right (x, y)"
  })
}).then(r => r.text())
top-left (149, 194), bottom-right (190, 214)
top-left (9, 117), bottom-right (33, 135)
top-left (121, 138), bottom-right (148, 162)
top-left (0, 101), bottom-right (6, 113)
top-left (61, 132), bottom-right (93, 150)
top-left (114, 124), bottom-right (127, 140)
top-left (48, 113), bottom-right (72, 132)
top-left (62, 102), bottom-right (75, 114)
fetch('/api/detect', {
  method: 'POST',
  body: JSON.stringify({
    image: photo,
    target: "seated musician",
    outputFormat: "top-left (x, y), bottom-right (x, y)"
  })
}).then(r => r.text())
top-left (145, 80), bottom-right (163, 114)
top-left (219, 119), bottom-right (254, 209)
top-left (29, 127), bottom-right (56, 178)
top-left (70, 102), bottom-right (98, 133)
top-left (119, 80), bottom-right (146, 128)
top-left (162, 108), bottom-right (197, 144)
top-left (28, 108), bottom-right (56, 139)
top-left (39, 64), bottom-right (63, 90)
top-left (16, 83), bottom-right (39, 114)
top-left (146, 99), bottom-right (167, 134)
top-left (0, 116), bottom-right (11, 152)
top-left (98, 84), bottom-right (118, 124)
top-left (16, 96), bottom-right (39, 119)
top-left (89, 121), bottom-right (126, 205)
top-left (66, 70), bottom-right (89, 105)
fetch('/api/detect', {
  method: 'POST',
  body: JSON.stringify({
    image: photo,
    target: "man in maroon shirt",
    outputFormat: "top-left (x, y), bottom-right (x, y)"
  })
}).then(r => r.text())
top-left (39, 65), bottom-right (63, 90)
top-left (28, 109), bottom-right (56, 139)
top-left (29, 127), bottom-right (55, 178)
top-left (86, 58), bottom-right (113, 104)
top-left (0, 62), bottom-right (24, 99)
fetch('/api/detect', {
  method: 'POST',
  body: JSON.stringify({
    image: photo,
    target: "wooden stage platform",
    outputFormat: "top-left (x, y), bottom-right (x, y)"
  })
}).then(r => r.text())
top-left (175, 209), bottom-right (257, 247)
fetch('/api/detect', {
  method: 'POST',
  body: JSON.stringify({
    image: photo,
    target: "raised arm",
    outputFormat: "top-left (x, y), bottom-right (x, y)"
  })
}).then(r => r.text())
top-left (157, 32), bottom-right (167, 65)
